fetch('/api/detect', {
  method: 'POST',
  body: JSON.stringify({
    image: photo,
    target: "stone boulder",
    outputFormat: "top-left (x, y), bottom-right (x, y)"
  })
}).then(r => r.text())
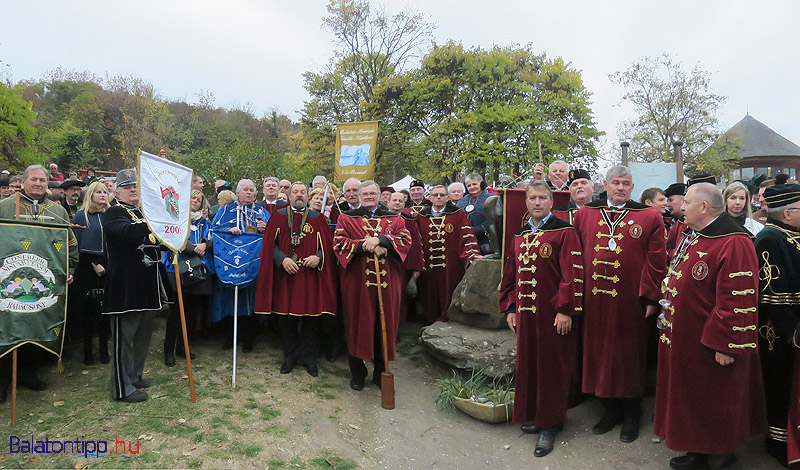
top-left (420, 321), bottom-right (516, 378)
top-left (447, 258), bottom-right (505, 329)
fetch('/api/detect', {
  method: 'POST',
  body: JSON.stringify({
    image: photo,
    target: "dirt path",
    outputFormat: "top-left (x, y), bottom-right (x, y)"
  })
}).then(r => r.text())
top-left (1, 318), bottom-right (784, 470)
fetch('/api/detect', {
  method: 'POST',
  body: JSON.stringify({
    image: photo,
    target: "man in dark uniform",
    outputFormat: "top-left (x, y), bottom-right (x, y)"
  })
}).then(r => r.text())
top-left (59, 179), bottom-right (85, 221)
top-left (755, 184), bottom-right (800, 466)
top-left (103, 169), bottom-right (163, 403)
top-left (553, 169), bottom-right (593, 224)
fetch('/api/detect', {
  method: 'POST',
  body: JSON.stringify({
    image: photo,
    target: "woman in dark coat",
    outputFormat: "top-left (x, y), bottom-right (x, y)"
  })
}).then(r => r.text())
top-left (72, 181), bottom-right (111, 365)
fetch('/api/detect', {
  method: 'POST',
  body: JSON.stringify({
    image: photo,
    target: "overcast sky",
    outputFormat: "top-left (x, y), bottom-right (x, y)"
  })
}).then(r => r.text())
top-left (3, 0), bottom-right (799, 157)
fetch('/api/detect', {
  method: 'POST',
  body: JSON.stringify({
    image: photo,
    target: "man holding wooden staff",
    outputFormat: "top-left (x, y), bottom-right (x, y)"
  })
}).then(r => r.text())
top-left (333, 181), bottom-right (411, 392)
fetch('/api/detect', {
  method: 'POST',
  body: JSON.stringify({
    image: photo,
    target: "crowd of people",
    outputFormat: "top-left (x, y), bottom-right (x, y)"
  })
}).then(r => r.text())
top-left (0, 160), bottom-right (799, 469)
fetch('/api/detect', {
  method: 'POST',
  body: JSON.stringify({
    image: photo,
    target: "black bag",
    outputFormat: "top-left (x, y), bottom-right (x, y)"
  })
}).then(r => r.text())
top-left (178, 256), bottom-right (209, 285)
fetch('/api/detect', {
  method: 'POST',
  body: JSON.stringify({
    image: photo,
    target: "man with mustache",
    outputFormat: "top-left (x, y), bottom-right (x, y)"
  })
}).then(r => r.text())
top-left (553, 169), bottom-right (594, 224)
top-left (571, 165), bottom-right (667, 444)
top-left (255, 182), bottom-right (336, 377)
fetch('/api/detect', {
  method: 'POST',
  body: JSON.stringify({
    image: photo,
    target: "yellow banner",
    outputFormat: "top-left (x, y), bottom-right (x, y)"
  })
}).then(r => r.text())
top-left (334, 121), bottom-right (378, 184)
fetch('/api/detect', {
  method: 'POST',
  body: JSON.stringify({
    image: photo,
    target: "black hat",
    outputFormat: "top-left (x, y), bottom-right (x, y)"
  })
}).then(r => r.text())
top-left (775, 173), bottom-right (790, 185)
top-left (216, 182), bottom-right (232, 194)
top-left (409, 179), bottom-right (425, 189)
top-left (688, 173), bottom-right (716, 186)
top-left (664, 183), bottom-right (687, 198)
top-left (115, 168), bottom-right (137, 189)
top-left (763, 184), bottom-right (800, 208)
top-left (60, 179), bottom-right (86, 190)
top-left (380, 186), bottom-right (395, 193)
top-left (48, 180), bottom-right (62, 189)
top-left (567, 169), bottom-right (591, 185)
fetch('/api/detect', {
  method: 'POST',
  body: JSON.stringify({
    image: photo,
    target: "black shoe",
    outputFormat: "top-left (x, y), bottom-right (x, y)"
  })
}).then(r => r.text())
top-left (133, 380), bottom-right (150, 389)
top-left (669, 453), bottom-right (709, 470)
top-left (707, 453), bottom-right (735, 470)
top-left (99, 349), bottom-right (110, 364)
top-left (534, 432), bottom-right (556, 457)
top-left (349, 378), bottom-right (365, 391)
top-left (592, 410), bottom-right (623, 435)
top-left (176, 349), bottom-right (196, 360)
top-left (306, 363), bottom-right (319, 377)
top-left (280, 360), bottom-right (296, 374)
top-left (117, 390), bottom-right (148, 403)
top-left (521, 424), bottom-right (541, 434)
top-left (164, 349), bottom-right (176, 367)
top-left (242, 340), bottom-right (253, 353)
top-left (620, 414), bottom-right (640, 443)
top-left (19, 376), bottom-right (47, 391)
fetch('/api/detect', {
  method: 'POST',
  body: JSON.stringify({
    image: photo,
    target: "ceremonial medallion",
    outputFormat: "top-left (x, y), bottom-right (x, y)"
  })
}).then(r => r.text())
top-left (445, 223), bottom-right (454, 233)
top-left (539, 243), bottom-right (552, 258)
top-left (692, 261), bottom-right (709, 281)
top-left (465, 204), bottom-right (475, 213)
top-left (629, 224), bottom-right (643, 238)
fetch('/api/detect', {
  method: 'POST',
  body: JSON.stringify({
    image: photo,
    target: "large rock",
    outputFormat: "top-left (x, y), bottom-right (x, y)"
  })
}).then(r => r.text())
top-left (447, 258), bottom-right (505, 329)
top-left (420, 321), bottom-right (516, 378)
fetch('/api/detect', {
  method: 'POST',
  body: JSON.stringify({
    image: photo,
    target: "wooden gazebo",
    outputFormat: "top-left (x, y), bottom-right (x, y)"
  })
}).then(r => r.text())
top-left (706, 114), bottom-right (800, 180)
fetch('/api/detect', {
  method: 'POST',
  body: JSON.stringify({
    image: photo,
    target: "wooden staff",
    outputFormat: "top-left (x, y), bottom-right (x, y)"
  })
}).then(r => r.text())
top-left (172, 253), bottom-right (196, 402)
top-left (373, 255), bottom-right (394, 409)
top-left (538, 140), bottom-right (543, 163)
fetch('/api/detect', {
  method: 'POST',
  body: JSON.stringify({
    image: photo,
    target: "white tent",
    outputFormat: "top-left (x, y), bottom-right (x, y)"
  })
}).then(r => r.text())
top-left (388, 175), bottom-right (415, 191)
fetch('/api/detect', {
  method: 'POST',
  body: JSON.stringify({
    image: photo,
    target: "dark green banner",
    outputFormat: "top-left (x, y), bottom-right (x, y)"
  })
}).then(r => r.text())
top-left (0, 220), bottom-right (69, 359)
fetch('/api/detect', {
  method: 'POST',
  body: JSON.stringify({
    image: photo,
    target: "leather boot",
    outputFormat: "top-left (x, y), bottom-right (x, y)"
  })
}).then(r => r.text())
top-left (592, 398), bottom-right (623, 435)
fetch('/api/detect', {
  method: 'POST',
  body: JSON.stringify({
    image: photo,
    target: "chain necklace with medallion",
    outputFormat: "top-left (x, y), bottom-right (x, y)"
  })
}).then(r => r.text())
top-left (600, 207), bottom-right (629, 251)
top-left (287, 207), bottom-right (311, 262)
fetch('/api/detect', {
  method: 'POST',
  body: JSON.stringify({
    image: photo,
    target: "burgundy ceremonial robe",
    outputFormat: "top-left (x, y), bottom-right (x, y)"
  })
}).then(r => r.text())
top-left (572, 200), bottom-right (667, 398)
top-left (256, 199), bottom-right (289, 216)
top-left (552, 200), bottom-right (580, 224)
top-left (654, 213), bottom-right (766, 454)
top-left (333, 208), bottom-right (411, 360)
top-left (398, 209), bottom-right (424, 322)
top-left (499, 215), bottom-right (584, 428)
top-left (666, 219), bottom-right (686, 261)
top-left (415, 205), bottom-right (479, 323)
top-left (255, 207), bottom-right (337, 317)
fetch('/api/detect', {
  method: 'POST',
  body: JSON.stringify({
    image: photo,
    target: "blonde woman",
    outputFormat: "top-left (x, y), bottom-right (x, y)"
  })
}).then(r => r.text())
top-left (724, 182), bottom-right (764, 236)
top-left (72, 181), bottom-right (111, 365)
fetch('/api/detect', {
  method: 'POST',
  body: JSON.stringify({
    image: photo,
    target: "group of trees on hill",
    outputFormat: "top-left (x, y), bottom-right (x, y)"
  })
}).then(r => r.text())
top-left (1, 0), bottom-right (735, 187)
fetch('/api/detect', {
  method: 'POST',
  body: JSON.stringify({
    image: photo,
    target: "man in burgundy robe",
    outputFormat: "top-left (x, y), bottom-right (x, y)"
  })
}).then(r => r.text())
top-left (390, 192), bottom-right (424, 322)
top-left (415, 185), bottom-right (480, 323)
top-left (572, 165), bottom-right (667, 444)
top-left (333, 181), bottom-right (411, 391)
top-left (255, 182), bottom-right (336, 377)
top-left (500, 181), bottom-right (584, 457)
top-left (654, 183), bottom-right (765, 470)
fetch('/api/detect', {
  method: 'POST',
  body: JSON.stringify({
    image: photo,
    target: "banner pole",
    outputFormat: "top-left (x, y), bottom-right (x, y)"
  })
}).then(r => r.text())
top-left (173, 253), bottom-right (196, 402)
top-left (10, 350), bottom-right (17, 426)
top-left (232, 286), bottom-right (238, 388)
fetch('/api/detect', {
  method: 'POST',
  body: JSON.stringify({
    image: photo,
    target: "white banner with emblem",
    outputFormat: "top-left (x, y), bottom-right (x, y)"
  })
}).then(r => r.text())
top-left (137, 149), bottom-right (193, 252)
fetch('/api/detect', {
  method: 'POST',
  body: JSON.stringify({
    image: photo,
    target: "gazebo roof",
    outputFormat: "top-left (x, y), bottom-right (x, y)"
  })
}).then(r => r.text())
top-left (711, 114), bottom-right (800, 159)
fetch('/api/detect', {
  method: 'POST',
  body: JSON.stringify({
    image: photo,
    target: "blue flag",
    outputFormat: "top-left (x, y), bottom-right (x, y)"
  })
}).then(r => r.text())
top-left (210, 230), bottom-right (262, 287)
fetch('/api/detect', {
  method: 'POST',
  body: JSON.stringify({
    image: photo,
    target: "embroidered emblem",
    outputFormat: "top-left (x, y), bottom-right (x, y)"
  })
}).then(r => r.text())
top-left (20, 240), bottom-right (31, 250)
top-left (160, 186), bottom-right (180, 220)
top-left (696, 251), bottom-right (708, 258)
top-left (692, 261), bottom-right (708, 281)
top-left (445, 223), bottom-right (454, 233)
top-left (540, 243), bottom-right (552, 259)
top-left (629, 223), bottom-right (643, 238)
top-left (303, 223), bottom-right (313, 233)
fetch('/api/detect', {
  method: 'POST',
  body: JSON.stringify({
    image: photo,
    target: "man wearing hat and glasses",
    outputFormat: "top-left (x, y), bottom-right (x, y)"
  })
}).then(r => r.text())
top-left (755, 184), bottom-right (800, 466)
top-left (102, 168), bottom-right (163, 402)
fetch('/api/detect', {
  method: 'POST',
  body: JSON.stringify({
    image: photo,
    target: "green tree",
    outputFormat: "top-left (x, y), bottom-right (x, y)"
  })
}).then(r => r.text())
top-left (609, 53), bottom-right (731, 176)
top-left (370, 43), bottom-right (602, 183)
top-left (300, 0), bottom-right (435, 178)
top-left (0, 83), bottom-right (40, 170)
